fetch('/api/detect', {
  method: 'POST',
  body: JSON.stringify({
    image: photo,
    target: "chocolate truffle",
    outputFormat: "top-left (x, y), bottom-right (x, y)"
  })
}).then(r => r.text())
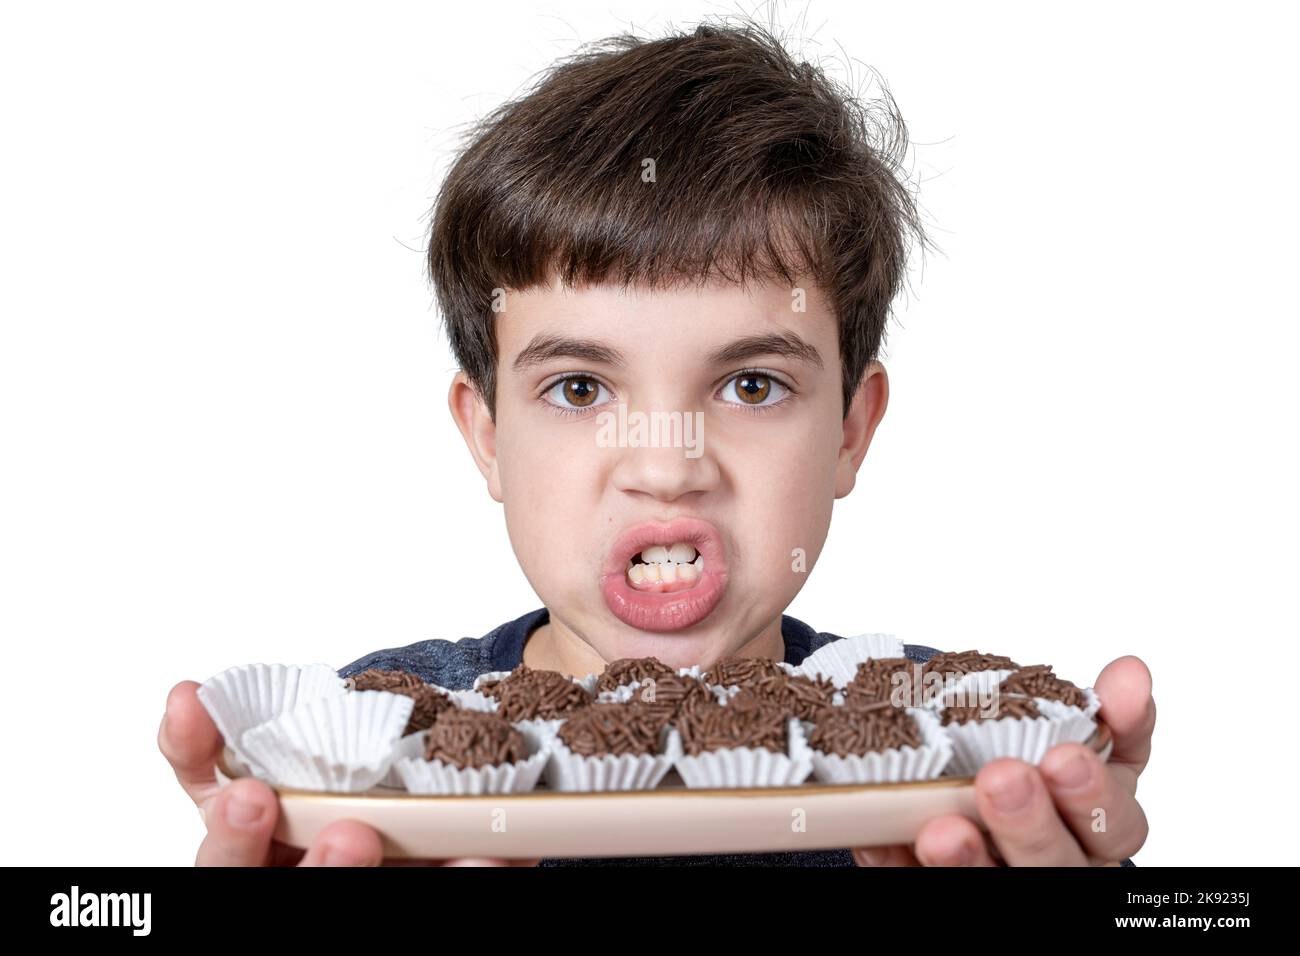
top-left (742, 670), bottom-right (837, 720)
top-left (842, 657), bottom-right (935, 707)
top-left (922, 650), bottom-right (1021, 678)
top-left (676, 688), bottom-right (790, 756)
top-left (595, 656), bottom-right (677, 693)
top-left (702, 656), bottom-right (787, 688)
top-left (483, 665), bottom-right (593, 721)
top-left (423, 709), bottom-right (529, 770)
top-left (557, 701), bottom-right (668, 757)
top-left (998, 665), bottom-right (1088, 708)
top-left (348, 667), bottom-right (424, 694)
top-left (347, 667), bottom-right (455, 735)
top-left (939, 694), bottom-right (1042, 726)
top-left (622, 672), bottom-right (715, 722)
top-left (808, 699), bottom-right (923, 755)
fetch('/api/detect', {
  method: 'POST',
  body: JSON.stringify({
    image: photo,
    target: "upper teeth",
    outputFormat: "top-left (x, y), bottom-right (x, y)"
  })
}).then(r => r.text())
top-left (635, 542), bottom-right (698, 565)
top-left (626, 541), bottom-right (704, 583)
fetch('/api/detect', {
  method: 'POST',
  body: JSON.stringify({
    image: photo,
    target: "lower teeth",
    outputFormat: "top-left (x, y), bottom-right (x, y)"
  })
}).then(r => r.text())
top-left (626, 554), bottom-right (704, 589)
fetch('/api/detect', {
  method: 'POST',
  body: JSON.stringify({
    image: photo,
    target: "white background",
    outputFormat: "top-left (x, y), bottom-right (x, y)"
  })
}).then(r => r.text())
top-left (2, 0), bottom-right (1296, 866)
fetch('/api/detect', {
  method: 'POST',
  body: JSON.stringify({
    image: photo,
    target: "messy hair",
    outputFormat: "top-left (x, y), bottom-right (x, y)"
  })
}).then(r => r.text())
top-left (426, 18), bottom-right (930, 420)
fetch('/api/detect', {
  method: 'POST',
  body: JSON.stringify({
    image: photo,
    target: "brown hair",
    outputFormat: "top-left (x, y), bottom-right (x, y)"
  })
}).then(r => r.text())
top-left (426, 18), bottom-right (931, 420)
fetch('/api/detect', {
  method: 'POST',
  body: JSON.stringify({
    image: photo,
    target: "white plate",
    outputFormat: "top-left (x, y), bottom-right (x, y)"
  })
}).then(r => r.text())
top-left (213, 719), bottom-right (1113, 859)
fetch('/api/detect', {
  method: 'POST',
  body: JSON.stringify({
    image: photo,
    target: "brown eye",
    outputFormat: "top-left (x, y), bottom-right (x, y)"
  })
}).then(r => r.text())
top-left (563, 377), bottom-right (599, 407)
top-left (719, 371), bottom-right (789, 409)
top-left (734, 374), bottom-right (771, 404)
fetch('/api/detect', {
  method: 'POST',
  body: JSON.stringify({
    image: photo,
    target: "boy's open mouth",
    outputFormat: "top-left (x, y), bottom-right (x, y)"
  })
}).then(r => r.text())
top-left (625, 543), bottom-right (703, 592)
top-left (599, 517), bottom-right (729, 632)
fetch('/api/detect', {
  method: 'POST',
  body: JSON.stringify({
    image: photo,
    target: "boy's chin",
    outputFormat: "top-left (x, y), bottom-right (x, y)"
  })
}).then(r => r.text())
top-left (587, 606), bottom-right (743, 671)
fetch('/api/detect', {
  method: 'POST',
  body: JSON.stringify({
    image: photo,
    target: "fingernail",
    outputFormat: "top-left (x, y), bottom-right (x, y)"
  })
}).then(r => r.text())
top-left (1048, 751), bottom-right (1092, 791)
top-left (857, 848), bottom-right (888, 866)
top-left (951, 843), bottom-right (974, 866)
top-left (990, 770), bottom-right (1032, 813)
top-left (225, 794), bottom-right (265, 827)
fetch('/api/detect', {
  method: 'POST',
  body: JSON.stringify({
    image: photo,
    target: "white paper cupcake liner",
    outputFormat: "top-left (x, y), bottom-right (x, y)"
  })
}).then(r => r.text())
top-left (197, 663), bottom-right (348, 776)
top-left (805, 706), bottom-right (953, 784)
top-left (937, 696), bottom-right (1100, 776)
top-left (792, 633), bottom-right (906, 688)
top-left (376, 729), bottom-right (431, 788)
top-left (470, 670), bottom-right (514, 695)
top-left (675, 717), bottom-right (814, 788)
top-left (596, 683), bottom-right (639, 704)
top-left (240, 689), bottom-right (414, 792)
top-left (447, 687), bottom-right (499, 712)
top-left (542, 723), bottom-right (683, 792)
top-left (393, 718), bottom-right (553, 795)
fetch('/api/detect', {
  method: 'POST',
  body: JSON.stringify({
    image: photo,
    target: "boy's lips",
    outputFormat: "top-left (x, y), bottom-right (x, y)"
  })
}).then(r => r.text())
top-left (599, 517), bottom-right (729, 632)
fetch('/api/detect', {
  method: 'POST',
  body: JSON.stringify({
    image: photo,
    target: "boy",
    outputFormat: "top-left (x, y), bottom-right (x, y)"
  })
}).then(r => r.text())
top-left (159, 20), bottom-right (1153, 867)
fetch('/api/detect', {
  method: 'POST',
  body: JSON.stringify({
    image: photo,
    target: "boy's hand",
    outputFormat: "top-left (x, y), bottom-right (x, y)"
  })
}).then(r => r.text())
top-left (158, 680), bottom-right (540, 867)
top-left (852, 655), bottom-right (1153, 867)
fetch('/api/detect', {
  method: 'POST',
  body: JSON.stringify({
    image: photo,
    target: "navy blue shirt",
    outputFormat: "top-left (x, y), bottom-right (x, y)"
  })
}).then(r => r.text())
top-left (338, 607), bottom-right (1136, 867)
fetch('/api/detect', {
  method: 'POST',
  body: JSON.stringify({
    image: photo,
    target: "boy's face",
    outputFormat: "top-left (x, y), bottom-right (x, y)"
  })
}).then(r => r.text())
top-left (450, 277), bottom-right (887, 670)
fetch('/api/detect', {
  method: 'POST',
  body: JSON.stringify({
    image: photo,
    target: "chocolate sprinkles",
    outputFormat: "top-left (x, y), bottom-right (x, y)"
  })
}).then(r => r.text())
top-left (741, 670), bottom-right (837, 719)
top-left (596, 656), bottom-right (677, 693)
top-left (702, 656), bottom-right (788, 688)
top-left (625, 672), bottom-right (715, 722)
top-left (922, 650), bottom-right (1021, 678)
top-left (940, 694), bottom-right (1042, 726)
top-left (348, 667), bottom-right (456, 735)
top-left (807, 700), bottom-right (923, 756)
top-left (423, 709), bottom-right (529, 769)
top-left (676, 688), bottom-right (789, 756)
top-left (558, 702), bottom-right (667, 757)
top-left (481, 664), bottom-right (593, 721)
top-left (999, 665), bottom-right (1087, 708)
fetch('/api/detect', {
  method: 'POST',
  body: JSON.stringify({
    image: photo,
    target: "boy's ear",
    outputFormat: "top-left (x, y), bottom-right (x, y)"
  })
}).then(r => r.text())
top-left (835, 360), bottom-right (890, 499)
top-left (448, 371), bottom-right (503, 503)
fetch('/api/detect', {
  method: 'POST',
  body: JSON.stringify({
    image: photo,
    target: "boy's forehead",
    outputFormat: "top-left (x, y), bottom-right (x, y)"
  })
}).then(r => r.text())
top-left (497, 278), bottom-right (834, 369)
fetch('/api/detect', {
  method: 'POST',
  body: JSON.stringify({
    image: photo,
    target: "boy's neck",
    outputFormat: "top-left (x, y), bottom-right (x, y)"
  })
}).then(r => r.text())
top-left (520, 614), bottom-right (787, 678)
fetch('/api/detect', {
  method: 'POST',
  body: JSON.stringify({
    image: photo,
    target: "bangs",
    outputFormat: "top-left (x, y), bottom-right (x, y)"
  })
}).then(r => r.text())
top-left (427, 20), bottom-right (928, 418)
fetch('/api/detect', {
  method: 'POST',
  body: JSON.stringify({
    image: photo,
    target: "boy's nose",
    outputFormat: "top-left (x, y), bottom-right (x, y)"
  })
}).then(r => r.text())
top-left (609, 439), bottom-right (720, 502)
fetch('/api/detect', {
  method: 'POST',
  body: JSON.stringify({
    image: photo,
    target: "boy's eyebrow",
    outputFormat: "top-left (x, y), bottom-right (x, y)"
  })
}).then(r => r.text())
top-left (705, 332), bottom-right (824, 370)
top-left (512, 331), bottom-right (824, 372)
top-left (512, 334), bottom-right (627, 372)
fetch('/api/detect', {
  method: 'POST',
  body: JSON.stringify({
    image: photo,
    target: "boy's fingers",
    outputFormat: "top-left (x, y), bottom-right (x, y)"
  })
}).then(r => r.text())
top-left (913, 815), bottom-right (999, 866)
top-left (194, 777), bottom-right (279, 866)
top-left (297, 820), bottom-right (385, 867)
top-left (158, 680), bottom-right (223, 807)
top-left (974, 759), bottom-right (1089, 866)
top-left (1039, 742), bottom-right (1150, 863)
top-left (1093, 656), bottom-right (1156, 793)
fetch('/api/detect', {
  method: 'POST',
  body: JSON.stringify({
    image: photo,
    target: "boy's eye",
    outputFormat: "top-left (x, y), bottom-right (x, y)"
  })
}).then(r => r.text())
top-left (544, 375), bottom-right (611, 411)
top-left (719, 372), bottom-right (789, 407)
